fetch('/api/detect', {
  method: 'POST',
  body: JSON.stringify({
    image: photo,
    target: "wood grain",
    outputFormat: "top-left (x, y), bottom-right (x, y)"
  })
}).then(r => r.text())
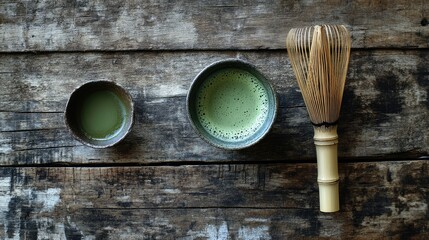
top-left (2, 1), bottom-right (429, 238)
top-left (1, 0), bottom-right (428, 52)
top-left (1, 50), bottom-right (429, 165)
top-left (1, 161), bottom-right (429, 239)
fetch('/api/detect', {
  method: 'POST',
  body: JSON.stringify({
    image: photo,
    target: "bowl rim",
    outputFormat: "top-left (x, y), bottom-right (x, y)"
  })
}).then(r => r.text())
top-left (64, 80), bottom-right (135, 149)
top-left (186, 58), bottom-right (278, 150)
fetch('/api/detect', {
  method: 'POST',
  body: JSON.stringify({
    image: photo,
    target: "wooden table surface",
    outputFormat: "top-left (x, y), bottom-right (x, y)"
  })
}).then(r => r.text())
top-left (1, 0), bottom-right (429, 239)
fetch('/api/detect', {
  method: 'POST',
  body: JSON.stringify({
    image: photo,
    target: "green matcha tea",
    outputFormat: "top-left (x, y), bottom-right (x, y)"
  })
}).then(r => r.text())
top-left (80, 90), bottom-right (127, 140)
top-left (196, 68), bottom-right (269, 141)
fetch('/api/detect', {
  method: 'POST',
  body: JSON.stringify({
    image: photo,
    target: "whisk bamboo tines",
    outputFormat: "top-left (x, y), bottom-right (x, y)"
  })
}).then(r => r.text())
top-left (286, 25), bottom-right (351, 212)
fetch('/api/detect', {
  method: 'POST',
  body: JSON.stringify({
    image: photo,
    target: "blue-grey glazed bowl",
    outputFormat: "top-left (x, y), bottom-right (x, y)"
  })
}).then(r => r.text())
top-left (187, 59), bottom-right (277, 150)
top-left (65, 81), bottom-right (134, 148)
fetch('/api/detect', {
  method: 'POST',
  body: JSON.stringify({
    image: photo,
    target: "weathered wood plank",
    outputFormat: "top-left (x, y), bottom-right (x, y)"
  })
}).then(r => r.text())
top-left (1, 50), bottom-right (429, 164)
top-left (1, 0), bottom-right (428, 51)
top-left (1, 161), bottom-right (429, 239)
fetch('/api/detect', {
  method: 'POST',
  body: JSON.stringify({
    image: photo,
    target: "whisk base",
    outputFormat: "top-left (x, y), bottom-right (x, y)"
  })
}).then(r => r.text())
top-left (314, 126), bottom-right (340, 212)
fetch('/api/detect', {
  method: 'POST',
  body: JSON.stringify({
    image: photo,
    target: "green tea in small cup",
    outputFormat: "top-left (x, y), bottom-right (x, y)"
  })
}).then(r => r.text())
top-left (80, 90), bottom-right (126, 139)
top-left (187, 59), bottom-right (277, 149)
top-left (65, 81), bottom-right (134, 148)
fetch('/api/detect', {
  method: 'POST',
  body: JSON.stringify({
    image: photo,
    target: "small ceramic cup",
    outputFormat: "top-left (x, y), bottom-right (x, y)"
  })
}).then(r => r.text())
top-left (65, 81), bottom-right (134, 148)
top-left (187, 59), bottom-right (277, 150)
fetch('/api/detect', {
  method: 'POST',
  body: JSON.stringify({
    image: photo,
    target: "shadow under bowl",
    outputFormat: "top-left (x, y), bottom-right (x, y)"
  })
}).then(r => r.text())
top-left (65, 81), bottom-right (134, 148)
top-left (187, 59), bottom-right (277, 150)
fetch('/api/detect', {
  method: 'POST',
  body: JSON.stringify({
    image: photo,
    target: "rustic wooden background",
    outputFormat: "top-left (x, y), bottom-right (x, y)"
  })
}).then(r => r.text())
top-left (1, 0), bottom-right (428, 239)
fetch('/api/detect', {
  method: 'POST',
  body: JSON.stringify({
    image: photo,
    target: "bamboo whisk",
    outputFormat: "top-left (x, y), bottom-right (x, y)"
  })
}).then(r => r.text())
top-left (286, 25), bottom-right (351, 212)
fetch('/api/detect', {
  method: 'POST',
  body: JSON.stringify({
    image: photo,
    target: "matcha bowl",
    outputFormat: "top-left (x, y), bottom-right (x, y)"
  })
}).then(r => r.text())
top-left (187, 59), bottom-right (277, 150)
top-left (65, 81), bottom-right (134, 148)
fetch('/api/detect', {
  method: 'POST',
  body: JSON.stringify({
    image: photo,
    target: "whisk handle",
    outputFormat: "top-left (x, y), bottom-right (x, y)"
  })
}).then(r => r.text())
top-left (314, 126), bottom-right (339, 212)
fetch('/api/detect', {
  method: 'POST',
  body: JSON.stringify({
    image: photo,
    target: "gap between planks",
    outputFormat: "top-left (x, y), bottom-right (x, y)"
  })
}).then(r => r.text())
top-left (80, 206), bottom-right (314, 210)
top-left (1, 158), bottom-right (428, 168)
top-left (1, 47), bottom-right (428, 55)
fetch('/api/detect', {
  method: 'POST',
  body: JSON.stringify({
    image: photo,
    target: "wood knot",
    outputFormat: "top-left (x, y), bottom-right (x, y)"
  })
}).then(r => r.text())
top-left (421, 18), bottom-right (428, 26)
